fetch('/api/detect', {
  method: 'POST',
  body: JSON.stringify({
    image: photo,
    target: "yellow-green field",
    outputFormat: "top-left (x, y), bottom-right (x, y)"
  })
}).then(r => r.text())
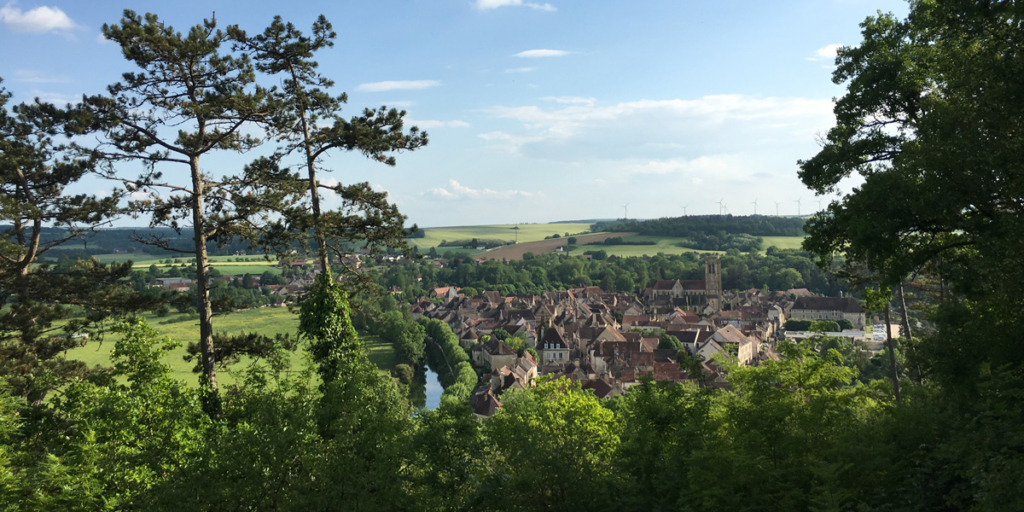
top-left (64, 308), bottom-right (395, 386)
top-left (408, 223), bottom-right (595, 251)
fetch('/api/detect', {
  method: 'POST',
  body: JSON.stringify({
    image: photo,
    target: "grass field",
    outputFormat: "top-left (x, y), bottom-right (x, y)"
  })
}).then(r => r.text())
top-left (64, 308), bottom-right (396, 386)
top-left (408, 223), bottom-right (595, 251)
top-left (87, 253), bottom-right (283, 276)
top-left (761, 236), bottom-right (807, 251)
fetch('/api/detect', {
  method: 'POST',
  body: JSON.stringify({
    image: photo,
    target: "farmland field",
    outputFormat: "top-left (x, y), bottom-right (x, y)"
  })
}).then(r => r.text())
top-left (478, 232), bottom-right (634, 260)
top-left (89, 253), bottom-right (283, 276)
top-left (408, 223), bottom-right (595, 251)
top-left (64, 308), bottom-right (395, 386)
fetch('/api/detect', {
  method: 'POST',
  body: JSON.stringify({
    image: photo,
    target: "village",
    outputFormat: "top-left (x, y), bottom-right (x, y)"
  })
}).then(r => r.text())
top-left (408, 255), bottom-right (877, 417)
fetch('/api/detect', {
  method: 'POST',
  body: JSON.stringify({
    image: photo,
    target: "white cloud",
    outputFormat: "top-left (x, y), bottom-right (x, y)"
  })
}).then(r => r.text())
top-left (405, 119), bottom-right (470, 129)
top-left (475, 0), bottom-right (556, 12)
top-left (14, 69), bottom-right (68, 83)
top-left (542, 96), bottom-right (595, 106)
top-left (0, 3), bottom-right (76, 33)
top-left (431, 179), bottom-right (538, 199)
top-left (487, 95), bottom-right (832, 140)
top-left (28, 89), bottom-right (77, 105)
top-left (807, 44), bottom-right (841, 61)
top-left (95, 32), bottom-right (109, 44)
top-left (355, 80), bottom-right (441, 92)
top-left (513, 49), bottom-right (568, 58)
top-left (504, 67), bottom-right (535, 73)
top-left (622, 156), bottom-right (745, 178)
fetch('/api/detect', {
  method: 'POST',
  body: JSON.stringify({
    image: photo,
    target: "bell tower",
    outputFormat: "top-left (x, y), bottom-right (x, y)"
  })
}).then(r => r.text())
top-left (705, 255), bottom-right (722, 312)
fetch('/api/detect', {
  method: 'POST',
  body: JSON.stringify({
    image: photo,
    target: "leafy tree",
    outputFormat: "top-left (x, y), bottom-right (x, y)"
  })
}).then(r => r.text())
top-left (658, 333), bottom-right (683, 350)
top-left (797, 1), bottom-right (1024, 389)
top-left (482, 377), bottom-right (619, 510)
top-left (84, 11), bottom-right (306, 395)
top-left (231, 16), bottom-right (427, 277)
top-left (0, 80), bottom-right (153, 402)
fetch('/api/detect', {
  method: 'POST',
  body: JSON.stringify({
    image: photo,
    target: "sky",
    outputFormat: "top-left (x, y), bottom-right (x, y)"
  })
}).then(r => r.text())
top-left (0, 0), bottom-right (909, 227)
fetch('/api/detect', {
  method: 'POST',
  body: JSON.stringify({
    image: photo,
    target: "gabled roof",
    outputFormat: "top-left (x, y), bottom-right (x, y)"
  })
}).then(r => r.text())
top-left (653, 280), bottom-right (679, 290)
top-left (482, 340), bottom-right (516, 356)
top-left (793, 296), bottom-right (863, 314)
top-left (540, 328), bottom-right (568, 350)
top-left (714, 324), bottom-right (751, 345)
top-left (680, 280), bottom-right (707, 290)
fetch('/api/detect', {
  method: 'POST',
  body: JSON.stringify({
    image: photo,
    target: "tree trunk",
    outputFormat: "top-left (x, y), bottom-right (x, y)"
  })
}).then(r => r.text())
top-left (897, 281), bottom-right (913, 340)
top-left (884, 306), bottom-right (901, 407)
top-left (298, 102), bottom-right (331, 280)
top-left (190, 155), bottom-right (218, 393)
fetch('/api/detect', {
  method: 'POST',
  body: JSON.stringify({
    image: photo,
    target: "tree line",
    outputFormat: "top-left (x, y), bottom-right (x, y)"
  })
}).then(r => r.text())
top-left (592, 214), bottom-right (806, 237)
top-left (376, 246), bottom-right (848, 298)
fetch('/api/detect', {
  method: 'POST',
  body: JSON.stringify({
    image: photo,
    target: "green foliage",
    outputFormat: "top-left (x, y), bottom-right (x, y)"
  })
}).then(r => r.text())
top-left (657, 333), bottom-right (683, 350)
top-left (798, 0), bottom-right (1024, 392)
top-left (367, 246), bottom-right (848, 298)
top-left (808, 319), bottom-right (841, 333)
top-left (482, 377), bottom-right (619, 511)
top-left (299, 273), bottom-right (361, 385)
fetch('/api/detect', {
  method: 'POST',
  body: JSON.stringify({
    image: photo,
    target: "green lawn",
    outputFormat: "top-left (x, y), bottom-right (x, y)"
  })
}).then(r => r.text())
top-left (408, 223), bottom-right (594, 251)
top-left (64, 308), bottom-right (396, 386)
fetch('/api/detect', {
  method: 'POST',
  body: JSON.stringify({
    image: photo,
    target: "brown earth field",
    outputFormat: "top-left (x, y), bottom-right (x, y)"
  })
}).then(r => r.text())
top-left (475, 232), bottom-right (636, 261)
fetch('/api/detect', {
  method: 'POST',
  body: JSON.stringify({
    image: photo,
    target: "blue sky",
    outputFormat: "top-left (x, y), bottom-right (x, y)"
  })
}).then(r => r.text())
top-left (1, 0), bottom-right (908, 227)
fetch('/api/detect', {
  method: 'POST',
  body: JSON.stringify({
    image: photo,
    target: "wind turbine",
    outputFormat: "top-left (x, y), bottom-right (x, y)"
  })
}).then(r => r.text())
top-left (722, 202), bottom-right (729, 215)
top-left (680, 204), bottom-right (689, 216)
top-left (621, 203), bottom-right (629, 220)
top-left (794, 197), bottom-right (802, 216)
top-left (751, 198), bottom-right (759, 215)
top-left (774, 200), bottom-right (782, 216)
top-left (715, 198), bottom-right (724, 215)
top-left (816, 198), bottom-right (823, 211)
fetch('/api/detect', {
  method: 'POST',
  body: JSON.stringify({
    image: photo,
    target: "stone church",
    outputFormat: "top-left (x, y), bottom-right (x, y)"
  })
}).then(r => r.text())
top-left (647, 255), bottom-right (723, 313)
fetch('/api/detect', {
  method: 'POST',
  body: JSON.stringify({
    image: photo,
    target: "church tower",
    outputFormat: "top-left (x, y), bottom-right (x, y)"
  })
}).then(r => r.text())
top-left (705, 255), bottom-right (723, 312)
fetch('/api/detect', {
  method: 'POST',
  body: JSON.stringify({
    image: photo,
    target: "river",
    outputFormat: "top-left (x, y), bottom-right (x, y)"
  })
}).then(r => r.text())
top-left (408, 365), bottom-right (443, 410)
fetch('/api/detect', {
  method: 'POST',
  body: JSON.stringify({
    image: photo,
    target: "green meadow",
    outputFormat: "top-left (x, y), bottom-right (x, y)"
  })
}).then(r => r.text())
top-left (64, 308), bottom-right (395, 386)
